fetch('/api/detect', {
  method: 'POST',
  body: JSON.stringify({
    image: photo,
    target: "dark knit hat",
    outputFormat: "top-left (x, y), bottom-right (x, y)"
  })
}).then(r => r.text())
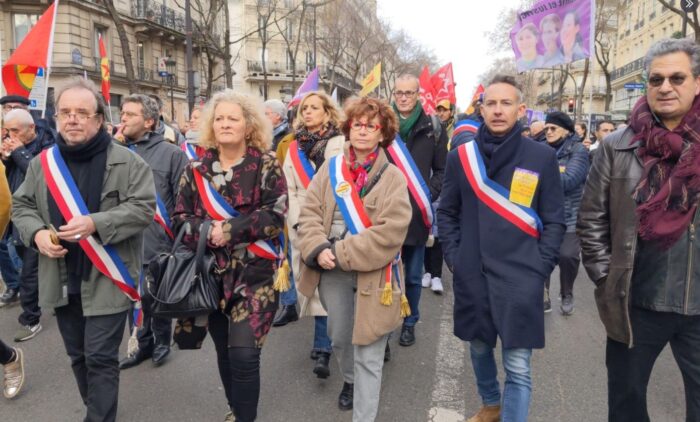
top-left (0, 95), bottom-right (30, 106)
top-left (545, 111), bottom-right (574, 133)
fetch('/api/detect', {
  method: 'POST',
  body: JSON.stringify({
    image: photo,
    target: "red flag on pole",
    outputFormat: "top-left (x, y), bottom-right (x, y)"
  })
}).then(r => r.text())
top-left (1, 2), bottom-right (57, 97)
top-left (466, 84), bottom-right (485, 115)
top-left (98, 34), bottom-right (111, 104)
top-left (418, 66), bottom-right (436, 116)
top-left (430, 63), bottom-right (456, 105)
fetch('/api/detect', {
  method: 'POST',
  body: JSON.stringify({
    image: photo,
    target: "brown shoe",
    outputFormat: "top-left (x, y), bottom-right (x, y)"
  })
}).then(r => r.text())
top-left (3, 347), bottom-right (24, 399)
top-left (466, 405), bottom-right (501, 422)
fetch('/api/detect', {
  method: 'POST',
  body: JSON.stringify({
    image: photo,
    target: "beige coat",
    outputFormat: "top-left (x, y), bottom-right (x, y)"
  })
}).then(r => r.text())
top-left (0, 161), bottom-right (10, 236)
top-left (296, 146), bottom-right (412, 345)
top-left (283, 134), bottom-right (344, 316)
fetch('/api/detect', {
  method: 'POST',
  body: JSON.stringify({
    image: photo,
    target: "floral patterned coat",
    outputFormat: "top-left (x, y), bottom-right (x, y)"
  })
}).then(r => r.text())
top-left (172, 147), bottom-right (287, 348)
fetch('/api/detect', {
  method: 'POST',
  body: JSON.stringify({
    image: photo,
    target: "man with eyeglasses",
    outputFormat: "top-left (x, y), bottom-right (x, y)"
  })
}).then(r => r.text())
top-left (390, 74), bottom-right (448, 347)
top-left (438, 74), bottom-right (564, 422)
top-left (578, 38), bottom-right (700, 421)
top-left (116, 94), bottom-right (188, 371)
top-left (541, 111), bottom-right (589, 315)
top-left (0, 109), bottom-right (55, 344)
top-left (12, 78), bottom-right (155, 422)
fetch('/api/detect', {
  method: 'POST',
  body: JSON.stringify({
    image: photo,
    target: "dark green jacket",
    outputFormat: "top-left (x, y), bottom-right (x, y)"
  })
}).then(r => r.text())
top-left (11, 141), bottom-right (155, 316)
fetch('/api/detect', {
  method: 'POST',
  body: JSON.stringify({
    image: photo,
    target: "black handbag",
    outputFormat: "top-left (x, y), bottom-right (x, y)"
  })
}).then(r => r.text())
top-left (147, 220), bottom-right (224, 319)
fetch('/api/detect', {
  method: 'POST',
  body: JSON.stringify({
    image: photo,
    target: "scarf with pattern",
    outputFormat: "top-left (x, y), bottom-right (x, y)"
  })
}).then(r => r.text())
top-left (295, 123), bottom-right (340, 168)
top-left (348, 146), bottom-right (379, 198)
top-left (630, 95), bottom-right (700, 249)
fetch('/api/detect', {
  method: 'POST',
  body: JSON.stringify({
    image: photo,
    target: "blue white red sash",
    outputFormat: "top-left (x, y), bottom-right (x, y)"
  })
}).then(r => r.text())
top-left (457, 141), bottom-right (542, 238)
top-left (288, 140), bottom-right (315, 189)
top-left (386, 136), bottom-right (434, 228)
top-left (40, 146), bottom-right (140, 301)
top-left (191, 169), bottom-right (280, 260)
top-left (453, 119), bottom-right (480, 137)
top-left (328, 155), bottom-right (373, 235)
top-left (182, 142), bottom-right (199, 160)
top-left (154, 195), bottom-right (174, 239)
top-left (127, 144), bottom-right (173, 239)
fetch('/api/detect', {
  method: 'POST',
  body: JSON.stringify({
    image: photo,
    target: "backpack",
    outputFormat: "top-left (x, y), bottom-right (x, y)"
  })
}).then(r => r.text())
top-left (430, 114), bottom-right (443, 143)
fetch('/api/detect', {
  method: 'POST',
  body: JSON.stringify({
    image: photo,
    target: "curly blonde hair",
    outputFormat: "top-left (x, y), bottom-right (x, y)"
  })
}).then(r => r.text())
top-left (198, 89), bottom-right (272, 152)
top-left (293, 91), bottom-right (343, 131)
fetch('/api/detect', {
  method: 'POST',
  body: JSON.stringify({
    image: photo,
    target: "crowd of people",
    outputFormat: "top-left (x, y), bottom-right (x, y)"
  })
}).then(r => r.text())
top-left (0, 37), bottom-right (698, 422)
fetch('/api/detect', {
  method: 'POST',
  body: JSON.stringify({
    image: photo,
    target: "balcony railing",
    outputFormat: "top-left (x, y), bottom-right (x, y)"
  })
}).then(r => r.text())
top-left (611, 57), bottom-right (644, 81)
top-left (247, 60), bottom-right (310, 76)
top-left (131, 0), bottom-right (185, 33)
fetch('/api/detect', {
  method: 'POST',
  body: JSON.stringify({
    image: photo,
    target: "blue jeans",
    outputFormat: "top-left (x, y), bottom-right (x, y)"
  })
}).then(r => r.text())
top-left (469, 339), bottom-right (532, 422)
top-left (279, 270), bottom-right (298, 306)
top-left (313, 316), bottom-right (332, 354)
top-left (401, 244), bottom-right (425, 326)
top-left (0, 238), bottom-right (21, 290)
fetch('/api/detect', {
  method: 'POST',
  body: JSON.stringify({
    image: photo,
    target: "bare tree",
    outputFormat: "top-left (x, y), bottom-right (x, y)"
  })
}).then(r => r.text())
top-left (256, 0), bottom-right (285, 100)
top-left (315, 0), bottom-right (353, 92)
top-left (102, 0), bottom-right (137, 93)
top-left (657, 0), bottom-right (700, 43)
top-left (274, 1), bottom-right (311, 94)
top-left (594, 0), bottom-right (619, 111)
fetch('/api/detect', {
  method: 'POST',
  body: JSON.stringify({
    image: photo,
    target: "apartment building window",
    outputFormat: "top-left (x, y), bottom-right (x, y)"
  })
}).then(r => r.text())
top-left (626, 12), bottom-right (632, 32)
top-left (94, 27), bottom-right (109, 57)
top-left (13, 13), bottom-right (39, 48)
top-left (287, 19), bottom-right (294, 40)
top-left (137, 41), bottom-right (145, 72)
top-left (258, 16), bottom-right (267, 39)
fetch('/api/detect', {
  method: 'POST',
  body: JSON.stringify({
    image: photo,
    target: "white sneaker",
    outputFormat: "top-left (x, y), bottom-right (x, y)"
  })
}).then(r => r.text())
top-left (430, 277), bottom-right (443, 294)
top-left (421, 273), bottom-right (432, 288)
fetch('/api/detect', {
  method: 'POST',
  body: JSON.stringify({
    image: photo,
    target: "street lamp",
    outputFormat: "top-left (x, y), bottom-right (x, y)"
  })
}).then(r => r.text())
top-left (164, 57), bottom-right (176, 121)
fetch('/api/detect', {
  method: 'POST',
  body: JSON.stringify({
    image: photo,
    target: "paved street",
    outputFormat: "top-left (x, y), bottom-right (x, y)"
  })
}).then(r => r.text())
top-left (0, 265), bottom-right (685, 421)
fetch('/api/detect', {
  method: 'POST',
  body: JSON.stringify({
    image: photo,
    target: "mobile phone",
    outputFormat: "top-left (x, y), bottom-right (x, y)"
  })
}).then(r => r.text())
top-left (48, 224), bottom-right (60, 245)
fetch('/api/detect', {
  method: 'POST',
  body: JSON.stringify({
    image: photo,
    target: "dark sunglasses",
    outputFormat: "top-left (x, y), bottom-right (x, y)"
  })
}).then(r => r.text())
top-left (544, 126), bottom-right (559, 132)
top-left (647, 74), bottom-right (688, 87)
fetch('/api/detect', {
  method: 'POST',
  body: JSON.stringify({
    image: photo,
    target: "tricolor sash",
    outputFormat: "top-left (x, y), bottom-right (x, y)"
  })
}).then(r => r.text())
top-left (328, 154), bottom-right (373, 235)
top-left (288, 140), bottom-right (315, 189)
top-left (458, 141), bottom-right (542, 238)
top-left (192, 169), bottom-right (280, 260)
top-left (386, 136), bottom-right (434, 228)
top-left (127, 144), bottom-right (173, 239)
top-left (40, 146), bottom-right (140, 301)
top-left (182, 142), bottom-right (199, 161)
top-left (154, 195), bottom-right (174, 239)
top-left (328, 154), bottom-right (404, 308)
top-left (452, 119), bottom-right (480, 137)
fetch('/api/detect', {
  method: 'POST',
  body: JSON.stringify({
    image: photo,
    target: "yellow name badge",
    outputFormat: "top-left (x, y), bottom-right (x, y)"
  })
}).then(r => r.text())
top-left (559, 165), bottom-right (566, 173)
top-left (509, 168), bottom-right (539, 208)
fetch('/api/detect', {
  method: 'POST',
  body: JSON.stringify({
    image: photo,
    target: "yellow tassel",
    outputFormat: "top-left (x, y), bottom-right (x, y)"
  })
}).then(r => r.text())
top-left (380, 282), bottom-right (393, 306)
top-left (273, 260), bottom-right (291, 292)
top-left (400, 294), bottom-right (411, 317)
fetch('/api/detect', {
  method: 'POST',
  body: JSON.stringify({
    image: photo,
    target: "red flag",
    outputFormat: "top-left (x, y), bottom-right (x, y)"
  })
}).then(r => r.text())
top-left (430, 63), bottom-right (456, 105)
top-left (466, 84), bottom-right (485, 115)
top-left (418, 66), bottom-right (436, 116)
top-left (98, 34), bottom-right (111, 104)
top-left (2, 2), bottom-right (57, 97)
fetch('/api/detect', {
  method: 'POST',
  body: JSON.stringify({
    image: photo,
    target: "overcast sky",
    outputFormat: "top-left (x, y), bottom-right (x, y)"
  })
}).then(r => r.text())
top-left (377, 0), bottom-right (515, 109)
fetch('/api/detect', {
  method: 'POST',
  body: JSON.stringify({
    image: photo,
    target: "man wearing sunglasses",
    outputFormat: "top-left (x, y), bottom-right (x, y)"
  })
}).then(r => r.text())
top-left (578, 38), bottom-right (700, 421)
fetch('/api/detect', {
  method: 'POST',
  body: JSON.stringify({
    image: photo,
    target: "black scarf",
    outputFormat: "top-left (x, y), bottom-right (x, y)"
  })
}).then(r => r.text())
top-left (295, 124), bottom-right (340, 168)
top-left (475, 121), bottom-right (523, 178)
top-left (48, 129), bottom-right (111, 281)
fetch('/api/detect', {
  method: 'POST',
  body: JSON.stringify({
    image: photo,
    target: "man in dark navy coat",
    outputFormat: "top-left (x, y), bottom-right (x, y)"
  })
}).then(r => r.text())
top-left (437, 75), bottom-right (565, 422)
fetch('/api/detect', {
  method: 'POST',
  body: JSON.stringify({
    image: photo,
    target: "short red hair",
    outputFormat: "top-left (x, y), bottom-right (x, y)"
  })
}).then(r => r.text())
top-left (341, 96), bottom-right (398, 147)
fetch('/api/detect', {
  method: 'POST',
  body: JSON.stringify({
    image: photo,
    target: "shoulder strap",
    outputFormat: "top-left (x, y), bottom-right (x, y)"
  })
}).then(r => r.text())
top-left (430, 115), bottom-right (443, 143)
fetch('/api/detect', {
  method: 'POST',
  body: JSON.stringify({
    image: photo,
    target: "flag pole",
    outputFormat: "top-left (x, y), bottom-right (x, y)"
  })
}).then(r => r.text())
top-left (41, 0), bottom-right (59, 119)
top-left (108, 100), bottom-right (114, 124)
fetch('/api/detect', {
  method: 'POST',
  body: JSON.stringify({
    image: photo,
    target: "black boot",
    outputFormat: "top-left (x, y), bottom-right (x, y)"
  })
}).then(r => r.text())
top-left (399, 325), bottom-right (415, 346)
top-left (272, 305), bottom-right (299, 327)
top-left (338, 382), bottom-right (353, 411)
top-left (119, 348), bottom-right (152, 370)
top-left (313, 352), bottom-right (330, 379)
top-left (152, 343), bottom-right (170, 366)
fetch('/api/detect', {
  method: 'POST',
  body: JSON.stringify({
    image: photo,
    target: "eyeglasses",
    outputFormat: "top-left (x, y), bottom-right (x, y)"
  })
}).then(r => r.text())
top-left (55, 111), bottom-right (99, 122)
top-left (544, 126), bottom-right (559, 132)
top-left (119, 111), bottom-right (142, 118)
top-left (350, 121), bottom-right (382, 133)
top-left (393, 90), bottom-right (417, 98)
top-left (647, 74), bottom-right (688, 87)
top-left (2, 104), bottom-right (27, 112)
